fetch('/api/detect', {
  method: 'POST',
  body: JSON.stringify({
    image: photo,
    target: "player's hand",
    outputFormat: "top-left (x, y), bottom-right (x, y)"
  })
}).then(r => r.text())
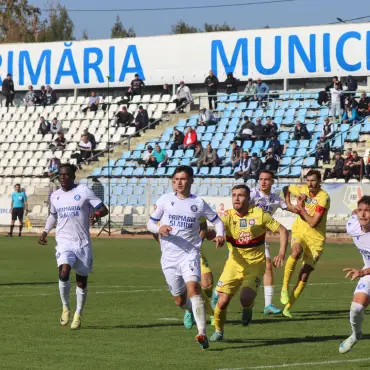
top-left (273, 253), bottom-right (285, 268)
top-left (212, 236), bottom-right (225, 248)
top-left (159, 225), bottom-right (172, 236)
top-left (90, 213), bottom-right (99, 225)
top-left (343, 268), bottom-right (363, 280)
top-left (38, 232), bottom-right (48, 245)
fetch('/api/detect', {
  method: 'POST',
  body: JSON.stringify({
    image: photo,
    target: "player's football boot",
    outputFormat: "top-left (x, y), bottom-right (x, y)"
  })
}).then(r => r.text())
top-left (211, 289), bottom-right (219, 310)
top-left (339, 333), bottom-right (361, 354)
top-left (60, 307), bottom-right (70, 326)
top-left (280, 289), bottom-right (289, 305)
top-left (282, 308), bottom-right (293, 318)
top-left (183, 310), bottom-right (195, 329)
top-left (70, 313), bottom-right (81, 330)
top-left (196, 334), bottom-right (209, 350)
top-left (209, 331), bottom-right (224, 342)
top-left (264, 304), bottom-right (282, 316)
top-left (210, 315), bottom-right (215, 327)
top-left (241, 307), bottom-right (253, 326)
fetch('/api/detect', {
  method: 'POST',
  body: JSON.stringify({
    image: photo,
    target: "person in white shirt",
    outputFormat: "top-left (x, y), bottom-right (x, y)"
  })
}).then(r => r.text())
top-left (147, 165), bottom-right (225, 349)
top-left (339, 196), bottom-right (370, 354)
top-left (38, 164), bottom-right (108, 330)
top-left (330, 83), bottom-right (343, 121)
top-left (199, 107), bottom-right (217, 126)
top-left (234, 151), bottom-right (251, 180)
top-left (174, 81), bottom-right (193, 110)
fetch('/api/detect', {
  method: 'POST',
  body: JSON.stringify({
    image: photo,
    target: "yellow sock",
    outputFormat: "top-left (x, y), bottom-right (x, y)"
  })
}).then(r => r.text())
top-left (214, 306), bottom-right (227, 333)
top-left (200, 289), bottom-right (214, 316)
top-left (285, 281), bottom-right (306, 310)
top-left (282, 256), bottom-right (298, 291)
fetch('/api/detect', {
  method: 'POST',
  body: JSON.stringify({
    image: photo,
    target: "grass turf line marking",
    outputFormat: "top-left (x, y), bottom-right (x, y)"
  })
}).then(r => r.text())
top-left (218, 357), bottom-right (370, 370)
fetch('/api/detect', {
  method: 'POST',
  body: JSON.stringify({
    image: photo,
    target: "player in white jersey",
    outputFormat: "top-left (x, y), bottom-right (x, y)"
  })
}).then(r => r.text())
top-left (147, 166), bottom-right (225, 349)
top-left (250, 170), bottom-right (298, 316)
top-left (38, 164), bottom-right (108, 330)
top-left (339, 196), bottom-right (370, 354)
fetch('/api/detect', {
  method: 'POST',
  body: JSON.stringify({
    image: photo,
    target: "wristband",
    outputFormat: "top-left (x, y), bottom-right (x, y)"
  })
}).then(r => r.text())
top-left (94, 211), bottom-right (101, 217)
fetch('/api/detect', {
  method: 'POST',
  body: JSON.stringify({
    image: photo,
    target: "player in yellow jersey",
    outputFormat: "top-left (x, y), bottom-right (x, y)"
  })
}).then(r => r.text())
top-left (280, 169), bottom-right (330, 318)
top-left (210, 184), bottom-right (289, 342)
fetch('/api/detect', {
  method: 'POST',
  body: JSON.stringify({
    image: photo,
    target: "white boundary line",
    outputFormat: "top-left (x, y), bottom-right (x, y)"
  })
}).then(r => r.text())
top-left (218, 357), bottom-right (370, 370)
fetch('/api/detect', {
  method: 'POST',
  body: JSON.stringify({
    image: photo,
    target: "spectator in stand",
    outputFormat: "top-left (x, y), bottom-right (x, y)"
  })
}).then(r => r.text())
top-left (152, 145), bottom-right (168, 168)
top-left (1, 73), bottom-right (15, 107)
top-left (267, 135), bottom-right (282, 158)
top-left (345, 95), bottom-right (358, 110)
top-left (357, 92), bottom-right (370, 117)
top-left (83, 129), bottom-right (96, 151)
top-left (190, 142), bottom-right (204, 166)
top-left (252, 118), bottom-right (266, 142)
top-left (83, 91), bottom-right (100, 113)
top-left (51, 131), bottom-right (66, 151)
top-left (234, 151), bottom-right (251, 180)
top-left (317, 90), bottom-right (329, 106)
top-left (174, 81), bottom-right (192, 110)
top-left (293, 120), bottom-right (310, 140)
top-left (330, 83), bottom-right (342, 121)
top-left (179, 126), bottom-right (197, 150)
top-left (315, 136), bottom-right (330, 166)
top-left (348, 151), bottom-right (364, 180)
top-left (50, 118), bottom-right (62, 135)
top-left (225, 72), bottom-right (238, 95)
top-left (140, 145), bottom-right (156, 167)
top-left (74, 134), bottom-right (93, 169)
top-left (135, 105), bottom-right (149, 131)
top-left (365, 152), bottom-right (370, 178)
top-left (24, 85), bottom-right (36, 106)
top-left (129, 73), bottom-right (145, 100)
top-left (37, 85), bottom-right (48, 106)
top-left (161, 84), bottom-right (170, 96)
top-left (326, 76), bottom-right (343, 91)
top-left (242, 78), bottom-right (256, 102)
top-left (342, 104), bottom-right (360, 125)
top-left (47, 157), bottom-right (61, 178)
top-left (222, 141), bottom-right (241, 168)
top-left (115, 106), bottom-right (134, 128)
top-left (264, 148), bottom-right (279, 173)
top-left (324, 151), bottom-right (344, 180)
top-left (45, 85), bottom-right (57, 105)
top-left (344, 149), bottom-right (354, 167)
top-left (170, 128), bottom-right (185, 151)
top-left (346, 75), bottom-right (358, 96)
top-left (236, 116), bottom-right (254, 141)
top-left (199, 107), bottom-right (217, 126)
top-left (38, 116), bottom-right (50, 136)
top-left (204, 70), bottom-right (218, 109)
top-left (322, 117), bottom-right (334, 139)
top-left (264, 116), bottom-right (278, 138)
top-left (245, 152), bottom-right (262, 181)
top-left (255, 78), bottom-right (270, 107)
top-left (198, 144), bottom-right (219, 168)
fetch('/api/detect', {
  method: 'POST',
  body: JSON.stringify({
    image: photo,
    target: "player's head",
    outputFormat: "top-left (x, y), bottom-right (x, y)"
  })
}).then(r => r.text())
top-left (14, 184), bottom-right (21, 192)
top-left (171, 166), bottom-right (194, 197)
top-left (232, 184), bottom-right (250, 213)
top-left (357, 196), bottom-right (370, 229)
top-left (305, 169), bottom-right (321, 194)
top-left (259, 170), bottom-right (274, 193)
top-left (59, 163), bottom-right (77, 190)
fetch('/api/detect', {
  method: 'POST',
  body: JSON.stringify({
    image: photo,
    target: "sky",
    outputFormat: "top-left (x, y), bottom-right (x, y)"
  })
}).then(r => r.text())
top-left (29, 0), bottom-right (370, 40)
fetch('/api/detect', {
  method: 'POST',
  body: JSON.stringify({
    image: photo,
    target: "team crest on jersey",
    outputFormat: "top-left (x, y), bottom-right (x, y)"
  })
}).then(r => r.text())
top-left (240, 219), bottom-right (247, 228)
top-left (249, 219), bottom-right (255, 225)
top-left (171, 202), bottom-right (175, 206)
top-left (357, 283), bottom-right (366, 290)
top-left (191, 205), bottom-right (198, 212)
top-left (217, 281), bottom-right (223, 287)
top-left (312, 199), bottom-right (318, 204)
top-left (74, 195), bottom-right (81, 201)
top-left (306, 197), bottom-right (312, 204)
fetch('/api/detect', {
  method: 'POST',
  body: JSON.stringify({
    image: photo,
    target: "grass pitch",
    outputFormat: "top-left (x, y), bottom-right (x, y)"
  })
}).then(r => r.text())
top-left (0, 237), bottom-right (369, 370)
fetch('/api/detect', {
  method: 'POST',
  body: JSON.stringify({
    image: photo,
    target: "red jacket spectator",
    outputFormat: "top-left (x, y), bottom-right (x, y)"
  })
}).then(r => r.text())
top-left (179, 127), bottom-right (197, 150)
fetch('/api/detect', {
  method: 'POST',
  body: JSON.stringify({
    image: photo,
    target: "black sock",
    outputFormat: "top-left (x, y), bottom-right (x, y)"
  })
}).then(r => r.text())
top-left (10, 224), bottom-right (14, 235)
top-left (19, 225), bottom-right (23, 236)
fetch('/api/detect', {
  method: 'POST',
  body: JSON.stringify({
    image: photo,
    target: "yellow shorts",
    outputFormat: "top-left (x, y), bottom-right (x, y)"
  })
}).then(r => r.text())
top-left (200, 251), bottom-right (212, 275)
top-left (291, 233), bottom-right (324, 269)
top-left (216, 245), bottom-right (266, 296)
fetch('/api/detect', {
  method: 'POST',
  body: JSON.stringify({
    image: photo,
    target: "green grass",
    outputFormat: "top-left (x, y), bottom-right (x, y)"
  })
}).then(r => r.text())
top-left (0, 237), bottom-right (369, 370)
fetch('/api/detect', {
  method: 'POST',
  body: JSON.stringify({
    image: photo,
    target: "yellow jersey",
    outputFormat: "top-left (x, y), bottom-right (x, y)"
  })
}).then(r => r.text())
top-left (289, 184), bottom-right (330, 242)
top-left (222, 206), bottom-right (281, 250)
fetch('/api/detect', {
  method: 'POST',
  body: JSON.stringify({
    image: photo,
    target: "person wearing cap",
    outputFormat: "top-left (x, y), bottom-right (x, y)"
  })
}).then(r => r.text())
top-left (255, 78), bottom-right (270, 106)
top-left (204, 70), bottom-right (219, 110)
top-left (174, 81), bottom-right (192, 110)
top-left (242, 78), bottom-right (256, 102)
top-left (222, 141), bottom-right (241, 168)
top-left (234, 151), bottom-right (251, 180)
top-left (264, 149), bottom-right (279, 173)
top-left (322, 118), bottom-right (334, 139)
top-left (135, 105), bottom-right (149, 131)
top-left (293, 120), bottom-right (310, 140)
top-left (170, 128), bottom-right (185, 151)
top-left (199, 107), bottom-right (217, 126)
top-left (1, 73), bottom-right (15, 107)
top-left (115, 106), bottom-right (134, 128)
top-left (236, 116), bottom-right (255, 142)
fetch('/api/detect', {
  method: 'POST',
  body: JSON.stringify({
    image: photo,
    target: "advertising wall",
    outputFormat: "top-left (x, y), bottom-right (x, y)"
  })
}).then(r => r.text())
top-left (0, 23), bottom-right (369, 90)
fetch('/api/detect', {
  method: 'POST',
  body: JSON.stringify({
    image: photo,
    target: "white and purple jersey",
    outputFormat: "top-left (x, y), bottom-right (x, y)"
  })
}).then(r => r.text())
top-left (250, 187), bottom-right (287, 216)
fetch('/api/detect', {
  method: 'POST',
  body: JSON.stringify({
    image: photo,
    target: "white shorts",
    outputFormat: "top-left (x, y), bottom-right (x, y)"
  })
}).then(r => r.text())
top-left (161, 252), bottom-right (201, 296)
top-left (354, 275), bottom-right (370, 296)
top-left (265, 244), bottom-right (271, 260)
top-left (56, 244), bottom-right (93, 277)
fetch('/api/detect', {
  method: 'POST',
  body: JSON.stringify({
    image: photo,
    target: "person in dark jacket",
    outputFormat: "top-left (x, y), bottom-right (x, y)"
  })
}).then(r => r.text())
top-left (293, 121), bottom-right (310, 140)
top-left (357, 91), bottom-right (370, 117)
top-left (129, 73), bottom-right (145, 99)
top-left (325, 76), bottom-right (343, 91)
top-left (115, 106), bottom-right (134, 127)
top-left (224, 72), bottom-right (238, 95)
top-left (267, 135), bottom-right (282, 157)
top-left (161, 84), bottom-right (170, 96)
top-left (317, 90), bottom-right (329, 106)
top-left (204, 70), bottom-right (219, 110)
top-left (346, 75), bottom-right (358, 96)
top-left (38, 116), bottom-right (51, 136)
top-left (83, 129), bottom-right (96, 151)
top-left (46, 85), bottom-right (57, 105)
top-left (252, 118), bottom-right (265, 141)
top-left (324, 152), bottom-right (344, 180)
top-left (264, 149), bottom-right (279, 173)
top-left (1, 73), bottom-right (15, 107)
top-left (170, 129), bottom-right (185, 151)
top-left (264, 116), bottom-right (278, 138)
top-left (135, 105), bottom-right (149, 131)
top-left (315, 136), bottom-right (330, 166)
top-left (236, 116), bottom-right (255, 141)
top-left (37, 85), bottom-right (48, 106)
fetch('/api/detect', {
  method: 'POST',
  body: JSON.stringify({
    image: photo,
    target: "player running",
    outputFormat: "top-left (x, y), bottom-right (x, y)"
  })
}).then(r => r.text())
top-left (210, 184), bottom-right (288, 342)
top-left (147, 166), bottom-right (225, 349)
top-left (281, 169), bottom-right (330, 318)
top-left (339, 196), bottom-right (370, 354)
top-left (8, 184), bottom-right (28, 237)
top-left (38, 164), bottom-right (108, 330)
top-left (250, 170), bottom-right (298, 315)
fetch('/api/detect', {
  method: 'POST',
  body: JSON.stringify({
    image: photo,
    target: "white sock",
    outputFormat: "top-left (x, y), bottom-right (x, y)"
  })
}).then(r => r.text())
top-left (76, 286), bottom-right (88, 315)
top-left (59, 280), bottom-right (70, 309)
top-left (180, 297), bottom-right (193, 311)
top-left (190, 295), bottom-right (206, 336)
top-left (350, 302), bottom-right (364, 339)
top-left (264, 286), bottom-right (274, 307)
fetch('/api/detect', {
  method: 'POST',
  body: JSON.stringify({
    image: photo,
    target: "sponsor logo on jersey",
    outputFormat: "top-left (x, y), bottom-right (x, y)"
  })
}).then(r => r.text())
top-left (171, 202), bottom-right (174, 206)
top-left (217, 281), bottom-right (223, 287)
top-left (357, 283), bottom-right (366, 290)
top-left (191, 205), bottom-right (198, 212)
top-left (312, 199), bottom-right (318, 204)
top-left (249, 219), bottom-right (255, 225)
top-left (74, 195), bottom-right (81, 201)
top-left (18, 196), bottom-right (23, 200)
top-left (240, 219), bottom-right (247, 228)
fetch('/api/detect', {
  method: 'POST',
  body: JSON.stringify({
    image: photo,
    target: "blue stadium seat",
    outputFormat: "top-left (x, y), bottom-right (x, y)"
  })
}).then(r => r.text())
top-left (295, 148), bottom-right (307, 157)
top-left (121, 151), bottom-right (131, 159)
top-left (283, 148), bottom-right (296, 157)
top-left (110, 195), bottom-right (118, 205)
top-left (302, 100), bottom-right (311, 108)
top-left (290, 100), bottom-right (300, 109)
top-left (128, 195), bottom-right (139, 205)
top-left (192, 167), bottom-right (199, 175)
top-left (221, 167), bottom-right (232, 176)
top-left (238, 102), bottom-right (247, 110)
top-left (199, 167), bottom-right (210, 176)
top-left (232, 110), bottom-right (242, 119)
top-left (123, 186), bottom-right (134, 195)
top-left (253, 109), bottom-right (264, 117)
top-left (274, 109), bottom-right (284, 117)
top-left (276, 167), bottom-right (289, 177)
top-left (292, 158), bottom-right (304, 166)
top-left (288, 140), bottom-right (298, 148)
top-left (134, 186), bottom-right (144, 195)
top-left (214, 133), bottom-right (223, 141)
top-left (299, 140), bottom-right (309, 148)
top-left (211, 140), bottom-right (220, 148)
top-left (227, 102), bottom-right (237, 111)
top-left (90, 168), bottom-right (102, 177)
top-left (131, 150), bottom-right (142, 160)
top-left (289, 166), bottom-right (301, 177)
top-left (174, 149), bottom-right (184, 158)
top-left (310, 140), bottom-right (318, 150)
top-left (184, 149), bottom-right (194, 158)
top-left (361, 123), bottom-right (370, 133)
top-left (202, 133), bottom-right (213, 141)
top-left (248, 101), bottom-right (258, 109)
top-left (113, 167), bottom-right (123, 177)
top-left (177, 119), bottom-right (187, 127)
top-left (303, 157), bottom-right (316, 167)
top-left (285, 109), bottom-right (295, 117)
top-left (188, 118), bottom-right (197, 126)
top-left (217, 123), bottom-right (227, 132)
top-left (124, 168), bottom-right (134, 176)
top-left (169, 159), bottom-right (180, 167)
top-left (242, 141), bottom-right (253, 150)
top-left (274, 117), bottom-right (283, 124)
top-left (284, 116), bottom-right (294, 125)
top-left (280, 157), bottom-right (291, 166)
top-left (216, 102), bottom-right (226, 111)
top-left (227, 124), bottom-right (238, 133)
top-left (135, 143), bottom-right (145, 151)
top-left (340, 124), bottom-right (350, 132)
top-left (181, 158), bottom-right (190, 166)
top-left (145, 167), bottom-right (155, 176)
top-left (101, 167), bottom-right (112, 176)
top-left (346, 131), bottom-right (360, 142)
top-left (225, 133), bottom-right (235, 141)
top-left (118, 178), bottom-right (128, 185)
top-left (201, 141), bottom-right (210, 147)
top-left (315, 123), bottom-right (324, 132)
top-left (312, 132), bottom-right (321, 140)
top-left (210, 167), bottom-right (221, 176)
top-left (264, 109), bottom-right (274, 117)
top-left (244, 110), bottom-right (253, 117)
top-left (230, 117), bottom-right (240, 126)
top-left (228, 93), bottom-right (238, 102)
top-left (206, 125), bottom-right (216, 133)
top-left (217, 149), bottom-right (226, 158)
top-left (298, 108), bottom-right (307, 117)
top-left (223, 110), bottom-right (232, 118)
top-left (279, 101), bottom-right (289, 109)
top-left (167, 167), bottom-right (175, 176)
top-left (252, 140), bottom-right (264, 150)
top-left (219, 140), bottom-right (230, 149)
top-left (166, 150), bottom-right (173, 158)
top-left (119, 195), bottom-right (128, 205)
top-left (219, 118), bottom-right (229, 126)
top-left (156, 167), bottom-right (166, 176)
top-left (196, 126), bottom-right (206, 134)
top-left (320, 108), bottom-right (329, 116)
top-left (306, 123), bottom-right (314, 132)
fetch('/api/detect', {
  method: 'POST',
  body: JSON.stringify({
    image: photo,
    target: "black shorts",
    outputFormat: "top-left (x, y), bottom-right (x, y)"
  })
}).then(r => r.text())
top-left (12, 208), bottom-right (24, 221)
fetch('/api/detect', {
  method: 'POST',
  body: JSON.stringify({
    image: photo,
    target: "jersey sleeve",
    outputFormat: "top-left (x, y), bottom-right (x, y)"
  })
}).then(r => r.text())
top-left (85, 187), bottom-right (104, 209)
top-left (262, 211), bottom-right (281, 233)
top-left (149, 195), bottom-right (166, 222)
top-left (50, 197), bottom-right (57, 215)
top-left (315, 194), bottom-right (329, 215)
top-left (288, 184), bottom-right (302, 197)
top-left (346, 215), bottom-right (362, 236)
top-left (201, 200), bottom-right (220, 223)
top-left (221, 211), bottom-right (231, 233)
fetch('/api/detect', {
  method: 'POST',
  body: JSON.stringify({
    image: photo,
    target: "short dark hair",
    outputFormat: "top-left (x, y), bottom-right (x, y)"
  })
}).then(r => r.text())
top-left (60, 163), bottom-right (77, 175)
top-left (7, 73), bottom-right (11, 77)
top-left (172, 165), bottom-right (193, 178)
top-left (306, 169), bottom-right (321, 181)
top-left (232, 184), bottom-right (251, 197)
top-left (15, 183), bottom-right (21, 187)
top-left (358, 196), bottom-right (370, 207)
top-left (259, 169), bottom-right (275, 179)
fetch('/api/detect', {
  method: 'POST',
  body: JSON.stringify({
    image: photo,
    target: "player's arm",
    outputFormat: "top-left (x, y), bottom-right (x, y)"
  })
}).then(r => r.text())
top-left (296, 195), bottom-right (327, 229)
top-left (279, 196), bottom-right (299, 214)
top-left (343, 267), bottom-right (370, 281)
top-left (91, 203), bottom-right (108, 225)
top-left (147, 197), bottom-right (171, 237)
top-left (38, 204), bottom-right (57, 245)
top-left (202, 201), bottom-right (225, 248)
top-left (199, 217), bottom-right (208, 241)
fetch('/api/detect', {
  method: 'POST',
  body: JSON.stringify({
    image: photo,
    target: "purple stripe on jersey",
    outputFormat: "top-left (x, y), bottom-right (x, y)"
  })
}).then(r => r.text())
top-left (210, 215), bottom-right (219, 222)
top-left (150, 216), bottom-right (160, 222)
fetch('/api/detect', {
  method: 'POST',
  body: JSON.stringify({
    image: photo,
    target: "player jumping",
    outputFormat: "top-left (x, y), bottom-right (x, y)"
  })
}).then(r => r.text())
top-left (38, 164), bottom-right (108, 329)
top-left (210, 184), bottom-right (288, 342)
top-left (147, 166), bottom-right (225, 349)
top-left (339, 196), bottom-right (370, 354)
top-left (281, 169), bottom-right (330, 318)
